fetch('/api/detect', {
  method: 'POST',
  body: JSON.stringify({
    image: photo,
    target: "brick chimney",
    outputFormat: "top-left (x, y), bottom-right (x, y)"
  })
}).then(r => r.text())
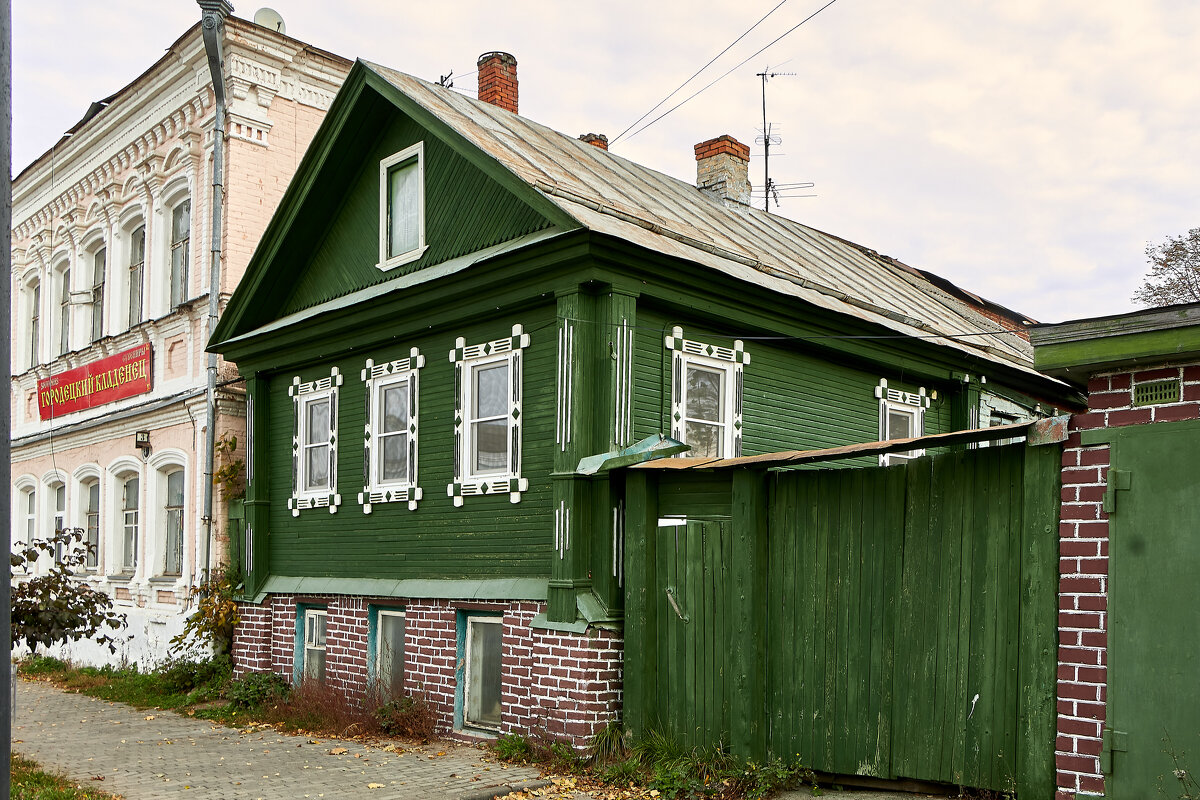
top-left (578, 133), bottom-right (609, 151)
top-left (477, 52), bottom-right (518, 113)
top-left (694, 135), bottom-right (751, 206)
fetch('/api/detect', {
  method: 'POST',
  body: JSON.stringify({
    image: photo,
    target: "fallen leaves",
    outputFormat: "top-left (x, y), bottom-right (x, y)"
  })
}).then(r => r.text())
top-left (328, 747), bottom-right (349, 755)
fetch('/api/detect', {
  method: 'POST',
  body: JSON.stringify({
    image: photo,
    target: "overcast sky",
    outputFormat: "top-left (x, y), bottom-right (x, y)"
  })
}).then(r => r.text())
top-left (14, 1), bottom-right (1200, 323)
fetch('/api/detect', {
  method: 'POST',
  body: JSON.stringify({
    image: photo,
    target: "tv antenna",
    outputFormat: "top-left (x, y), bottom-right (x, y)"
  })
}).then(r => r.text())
top-left (754, 68), bottom-right (814, 211)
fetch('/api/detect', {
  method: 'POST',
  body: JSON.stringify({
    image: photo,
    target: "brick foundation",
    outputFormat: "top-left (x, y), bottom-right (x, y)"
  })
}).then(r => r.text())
top-left (231, 594), bottom-right (622, 746)
top-left (1055, 362), bottom-right (1200, 798)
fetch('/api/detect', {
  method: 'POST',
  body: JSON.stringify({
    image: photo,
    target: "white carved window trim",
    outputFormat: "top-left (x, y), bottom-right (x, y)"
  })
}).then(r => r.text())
top-left (288, 367), bottom-right (343, 516)
top-left (376, 142), bottom-right (428, 272)
top-left (359, 348), bottom-right (425, 513)
top-left (665, 326), bottom-right (748, 458)
top-left (876, 379), bottom-right (929, 466)
top-left (448, 325), bottom-right (530, 506)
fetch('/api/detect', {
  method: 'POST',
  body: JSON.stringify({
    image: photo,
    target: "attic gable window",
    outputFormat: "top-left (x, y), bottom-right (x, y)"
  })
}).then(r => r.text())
top-left (876, 379), bottom-right (929, 466)
top-left (666, 327), bottom-right (748, 459)
top-left (378, 142), bottom-right (428, 271)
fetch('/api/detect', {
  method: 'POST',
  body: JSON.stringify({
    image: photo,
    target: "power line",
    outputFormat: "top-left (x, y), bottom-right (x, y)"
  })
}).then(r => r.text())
top-left (611, 0), bottom-right (792, 145)
top-left (624, 0), bottom-right (842, 142)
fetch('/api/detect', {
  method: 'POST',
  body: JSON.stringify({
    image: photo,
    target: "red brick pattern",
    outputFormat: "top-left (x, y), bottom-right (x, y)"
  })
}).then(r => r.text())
top-left (1056, 360), bottom-right (1200, 798)
top-left (231, 595), bottom-right (622, 746)
top-left (476, 52), bottom-right (518, 113)
top-left (693, 135), bottom-right (750, 163)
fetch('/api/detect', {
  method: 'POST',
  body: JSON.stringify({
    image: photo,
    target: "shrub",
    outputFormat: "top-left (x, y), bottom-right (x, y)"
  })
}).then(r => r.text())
top-left (18, 655), bottom-right (69, 677)
top-left (493, 733), bottom-right (535, 763)
top-left (263, 680), bottom-right (379, 737)
top-left (228, 671), bottom-right (290, 709)
top-left (158, 654), bottom-right (231, 696)
top-left (373, 693), bottom-right (436, 741)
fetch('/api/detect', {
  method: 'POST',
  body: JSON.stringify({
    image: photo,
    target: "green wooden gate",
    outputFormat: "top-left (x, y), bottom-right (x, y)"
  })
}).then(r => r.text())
top-left (625, 441), bottom-right (1059, 796)
top-left (1096, 419), bottom-right (1200, 796)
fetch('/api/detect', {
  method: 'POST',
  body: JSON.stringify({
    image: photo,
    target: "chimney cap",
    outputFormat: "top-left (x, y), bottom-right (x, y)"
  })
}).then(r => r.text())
top-left (477, 51), bottom-right (517, 67)
top-left (694, 135), bottom-right (750, 163)
top-left (579, 133), bottom-right (609, 151)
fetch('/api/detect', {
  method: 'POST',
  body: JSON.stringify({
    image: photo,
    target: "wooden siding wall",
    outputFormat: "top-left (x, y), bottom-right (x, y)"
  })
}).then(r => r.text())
top-left (280, 108), bottom-right (553, 317)
top-left (624, 442), bottom-right (1059, 796)
top-left (263, 306), bottom-right (557, 580)
top-left (632, 310), bottom-right (953, 462)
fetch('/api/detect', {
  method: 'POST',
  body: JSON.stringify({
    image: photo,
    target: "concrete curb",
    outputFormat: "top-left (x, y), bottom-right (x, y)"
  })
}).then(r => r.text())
top-left (448, 777), bottom-right (552, 800)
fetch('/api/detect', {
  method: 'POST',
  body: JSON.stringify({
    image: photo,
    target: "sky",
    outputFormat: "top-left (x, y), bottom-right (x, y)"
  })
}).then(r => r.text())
top-left (13, 0), bottom-right (1200, 324)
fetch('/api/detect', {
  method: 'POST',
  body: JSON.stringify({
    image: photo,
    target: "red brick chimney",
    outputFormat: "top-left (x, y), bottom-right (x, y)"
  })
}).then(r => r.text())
top-left (477, 52), bottom-right (517, 113)
top-left (694, 135), bottom-right (751, 206)
top-left (578, 133), bottom-right (609, 151)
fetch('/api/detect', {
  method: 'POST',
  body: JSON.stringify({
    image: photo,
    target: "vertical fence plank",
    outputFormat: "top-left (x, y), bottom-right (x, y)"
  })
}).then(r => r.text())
top-left (730, 468), bottom-right (768, 759)
top-left (624, 470), bottom-right (658, 737)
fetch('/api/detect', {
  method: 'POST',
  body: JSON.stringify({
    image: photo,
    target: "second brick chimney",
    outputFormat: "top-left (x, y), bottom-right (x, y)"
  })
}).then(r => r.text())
top-left (578, 133), bottom-right (609, 151)
top-left (477, 51), bottom-right (518, 113)
top-left (694, 135), bottom-right (751, 206)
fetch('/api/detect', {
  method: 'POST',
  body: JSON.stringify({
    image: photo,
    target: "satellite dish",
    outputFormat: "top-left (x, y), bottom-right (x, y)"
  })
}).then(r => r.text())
top-left (253, 7), bottom-right (286, 34)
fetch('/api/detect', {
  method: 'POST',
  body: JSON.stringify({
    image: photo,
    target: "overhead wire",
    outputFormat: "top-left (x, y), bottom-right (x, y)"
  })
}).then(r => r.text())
top-left (610, 0), bottom-right (793, 145)
top-left (623, 0), bottom-right (842, 141)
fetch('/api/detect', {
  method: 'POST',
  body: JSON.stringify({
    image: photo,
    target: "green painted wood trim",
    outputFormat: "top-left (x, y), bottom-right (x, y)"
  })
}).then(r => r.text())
top-left (360, 66), bottom-right (580, 233)
top-left (1080, 416), bottom-right (1200, 446)
top-left (1033, 325), bottom-right (1200, 379)
top-left (529, 613), bottom-right (589, 634)
top-left (258, 575), bottom-right (548, 600)
top-left (623, 470), bottom-right (658, 737)
top-left (729, 469), bottom-right (768, 759)
top-left (1016, 441), bottom-right (1061, 796)
top-left (244, 374), bottom-right (271, 597)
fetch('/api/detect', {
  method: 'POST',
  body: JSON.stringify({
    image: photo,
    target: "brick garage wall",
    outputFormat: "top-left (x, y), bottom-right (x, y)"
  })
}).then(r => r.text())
top-left (1056, 363), bottom-right (1200, 798)
top-left (231, 595), bottom-right (623, 746)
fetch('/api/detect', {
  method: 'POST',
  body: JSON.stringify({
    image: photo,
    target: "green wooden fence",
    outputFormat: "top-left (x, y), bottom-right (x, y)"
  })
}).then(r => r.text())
top-left (624, 440), bottom-right (1059, 796)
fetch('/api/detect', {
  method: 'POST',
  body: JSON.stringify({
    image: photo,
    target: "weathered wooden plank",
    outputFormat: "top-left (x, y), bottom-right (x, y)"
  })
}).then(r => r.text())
top-left (622, 470), bottom-right (657, 737)
top-left (729, 469), bottom-right (768, 759)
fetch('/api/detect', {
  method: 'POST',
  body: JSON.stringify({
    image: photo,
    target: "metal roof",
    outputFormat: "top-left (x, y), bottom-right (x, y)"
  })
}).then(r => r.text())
top-left (366, 62), bottom-right (1040, 377)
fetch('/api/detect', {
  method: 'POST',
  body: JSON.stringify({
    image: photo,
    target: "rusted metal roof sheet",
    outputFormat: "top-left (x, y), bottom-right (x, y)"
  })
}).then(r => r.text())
top-left (366, 62), bottom-right (1040, 376)
top-left (631, 416), bottom-right (1068, 471)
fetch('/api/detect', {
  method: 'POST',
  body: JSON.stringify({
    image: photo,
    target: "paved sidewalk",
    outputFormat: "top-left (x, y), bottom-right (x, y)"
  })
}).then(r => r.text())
top-left (12, 678), bottom-right (555, 799)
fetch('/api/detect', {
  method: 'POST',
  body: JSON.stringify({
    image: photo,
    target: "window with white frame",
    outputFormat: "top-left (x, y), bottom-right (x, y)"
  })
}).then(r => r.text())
top-left (377, 142), bottom-right (427, 270)
top-left (90, 248), bottom-right (106, 342)
top-left (288, 368), bottom-right (343, 516)
top-left (374, 608), bottom-right (406, 696)
top-left (84, 479), bottom-right (100, 570)
top-left (28, 278), bottom-right (40, 368)
top-left (876, 379), bottom-right (929, 466)
top-left (301, 608), bottom-right (327, 684)
top-left (57, 267), bottom-right (71, 356)
top-left (50, 482), bottom-right (66, 563)
top-left (120, 475), bottom-right (140, 571)
top-left (163, 469), bottom-right (184, 576)
top-left (448, 326), bottom-right (530, 506)
top-left (20, 487), bottom-right (36, 547)
top-left (128, 224), bottom-right (145, 327)
top-left (359, 350), bottom-right (423, 512)
top-left (461, 614), bottom-right (502, 730)
top-left (665, 327), bottom-right (748, 458)
top-left (169, 200), bottom-right (190, 309)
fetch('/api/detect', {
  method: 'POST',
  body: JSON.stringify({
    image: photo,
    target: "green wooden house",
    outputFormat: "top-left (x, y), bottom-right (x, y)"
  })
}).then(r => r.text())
top-left (209, 52), bottom-right (1074, 740)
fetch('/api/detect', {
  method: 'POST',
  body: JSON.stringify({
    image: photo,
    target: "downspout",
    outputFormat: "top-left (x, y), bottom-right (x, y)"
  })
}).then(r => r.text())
top-left (198, 0), bottom-right (232, 581)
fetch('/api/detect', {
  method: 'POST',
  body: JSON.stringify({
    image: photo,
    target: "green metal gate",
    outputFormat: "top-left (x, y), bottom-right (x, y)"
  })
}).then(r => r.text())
top-left (625, 441), bottom-right (1059, 796)
top-left (1098, 419), bottom-right (1200, 796)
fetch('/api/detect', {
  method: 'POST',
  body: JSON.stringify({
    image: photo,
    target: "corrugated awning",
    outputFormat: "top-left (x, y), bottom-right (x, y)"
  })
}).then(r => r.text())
top-left (630, 416), bottom-right (1069, 471)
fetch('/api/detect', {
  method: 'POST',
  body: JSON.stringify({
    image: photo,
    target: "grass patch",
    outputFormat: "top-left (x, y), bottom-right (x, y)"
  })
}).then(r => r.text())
top-left (492, 724), bottom-right (817, 800)
top-left (10, 753), bottom-right (119, 800)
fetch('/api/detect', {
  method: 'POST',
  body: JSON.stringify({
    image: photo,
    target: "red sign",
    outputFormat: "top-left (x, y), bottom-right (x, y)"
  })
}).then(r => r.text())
top-left (38, 344), bottom-right (153, 420)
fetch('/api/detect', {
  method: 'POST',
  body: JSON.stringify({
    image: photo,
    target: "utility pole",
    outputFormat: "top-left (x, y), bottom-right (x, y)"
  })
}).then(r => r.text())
top-left (2, 0), bottom-right (12, 794)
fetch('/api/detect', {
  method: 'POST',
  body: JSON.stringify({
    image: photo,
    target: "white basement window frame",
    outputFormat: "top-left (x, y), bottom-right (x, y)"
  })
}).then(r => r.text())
top-left (461, 614), bottom-right (503, 731)
top-left (876, 378), bottom-right (930, 466)
top-left (373, 608), bottom-right (407, 696)
top-left (358, 348), bottom-right (425, 512)
top-left (288, 367), bottom-right (343, 516)
top-left (301, 607), bottom-right (328, 685)
top-left (665, 326), bottom-right (749, 458)
top-left (447, 325), bottom-right (531, 506)
top-left (377, 142), bottom-right (428, 271)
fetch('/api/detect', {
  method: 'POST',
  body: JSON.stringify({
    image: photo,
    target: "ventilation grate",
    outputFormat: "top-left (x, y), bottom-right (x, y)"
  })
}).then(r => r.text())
top-left (1133, 378), bottom-right (1180, 407)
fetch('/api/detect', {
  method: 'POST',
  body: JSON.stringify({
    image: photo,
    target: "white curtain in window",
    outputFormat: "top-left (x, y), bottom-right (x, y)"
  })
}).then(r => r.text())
top-left (389, 161), bottom-right (419, 258)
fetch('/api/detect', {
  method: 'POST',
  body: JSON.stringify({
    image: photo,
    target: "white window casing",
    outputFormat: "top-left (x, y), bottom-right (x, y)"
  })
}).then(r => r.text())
top-left (876, 379), bottom-right (929, 466)
top-left (448, 325), bottom-right (530, 506)
top-left (666, 326), bottom-right (749, 458)
top-left (90, 247), bottom-right (107, 342)
top-left (463, 615), bottom-right (503, 731)
top-left (289, 367), bottom-right (343, 516)
top-left (359, 348), bottom-right (424, 513)
top-left (84, 479), bottom-right (101, 570)
top-left (375, 609), bottom-right (406, 695)
top-left (169, 199), bottom-right (191, 309)
top-left (376, 142), bottom-right (428, 271)
top-left (162, 468), bottom-right (185, 576)
top-left (120, 474), bottom-right (140, 572)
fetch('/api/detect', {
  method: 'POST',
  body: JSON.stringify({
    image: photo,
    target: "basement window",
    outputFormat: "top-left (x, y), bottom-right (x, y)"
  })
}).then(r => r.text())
top-left (299, 608), bottom-right (327, 685)
top-left (372, 608), bottom-right (406, 696)
top-left (457, 612), bottom-right (503, 731)
top-left (876, 379), bottom-right (929, 466)
top-left (377, 142), bottom-right (428, 271)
